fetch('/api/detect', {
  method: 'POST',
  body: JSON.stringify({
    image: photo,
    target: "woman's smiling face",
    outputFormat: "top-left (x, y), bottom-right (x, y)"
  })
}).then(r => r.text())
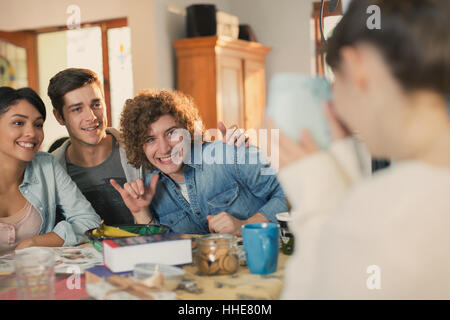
top-left (0, 99), bottom-right (44, 162)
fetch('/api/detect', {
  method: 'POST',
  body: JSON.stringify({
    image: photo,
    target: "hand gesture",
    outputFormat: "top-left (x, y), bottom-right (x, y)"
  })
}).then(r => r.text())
top-left (218, 121), bottom-right (250, 147)
top-left (110, 174), bottom-right (159, 223)
top-left (207, 212), bottom-right (244, 236)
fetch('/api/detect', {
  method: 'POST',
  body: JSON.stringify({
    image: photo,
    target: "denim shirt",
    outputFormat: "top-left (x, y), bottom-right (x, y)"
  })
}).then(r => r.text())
top-left (19, 152), bottom-right (101, 246)
top-left (145, 141), bottom-right (287, 234)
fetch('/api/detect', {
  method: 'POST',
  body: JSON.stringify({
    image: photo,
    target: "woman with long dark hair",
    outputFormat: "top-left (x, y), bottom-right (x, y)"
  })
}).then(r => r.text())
top-left (0, 87), bottom-right (100, 255)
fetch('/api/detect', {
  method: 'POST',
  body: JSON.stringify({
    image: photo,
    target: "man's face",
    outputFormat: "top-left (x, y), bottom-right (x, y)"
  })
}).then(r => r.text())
top-left (54, 83), bottom-right (108, 147)
top-left (143, 114), bottom-right (185, 178)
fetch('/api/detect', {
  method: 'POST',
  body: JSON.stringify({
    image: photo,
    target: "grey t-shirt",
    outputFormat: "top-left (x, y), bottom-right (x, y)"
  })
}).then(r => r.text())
top-left (67, 134), bottom-right (134, 225)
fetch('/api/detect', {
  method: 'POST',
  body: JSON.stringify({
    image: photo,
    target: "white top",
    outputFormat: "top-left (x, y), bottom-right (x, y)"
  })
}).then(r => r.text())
top-left (0, 202), bottom-right (42, 256)
top-left (278, 138), bottom-right (450, 299)
top-left (177, 182), bottom-right (191, 204)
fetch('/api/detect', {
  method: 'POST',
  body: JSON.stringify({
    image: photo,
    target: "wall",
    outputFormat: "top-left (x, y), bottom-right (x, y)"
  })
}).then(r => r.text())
top-left (151, 0), bottom-right (316, 89)
top-left (152, 0), bottom-right (231, 89)
top-left (228, 0), bottom-right (316, 85)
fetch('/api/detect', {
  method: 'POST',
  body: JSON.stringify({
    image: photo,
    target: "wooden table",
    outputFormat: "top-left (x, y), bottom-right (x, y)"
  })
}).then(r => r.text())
top-left (176, 252), bottom-right (290, 300)
top-left (0, 246), bottom-right (291, 300)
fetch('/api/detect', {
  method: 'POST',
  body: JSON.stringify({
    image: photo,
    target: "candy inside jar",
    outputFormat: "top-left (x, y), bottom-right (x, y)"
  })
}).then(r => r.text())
top-left (195, 234), bottom-right (239, 275)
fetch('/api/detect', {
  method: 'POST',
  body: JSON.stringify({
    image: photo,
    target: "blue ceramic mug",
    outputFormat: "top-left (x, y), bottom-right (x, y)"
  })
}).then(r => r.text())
top-left (242, 222), bottom-right (279, 274)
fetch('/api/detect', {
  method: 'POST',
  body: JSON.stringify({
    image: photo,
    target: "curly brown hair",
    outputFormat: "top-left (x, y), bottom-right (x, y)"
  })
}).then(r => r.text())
top-left (120, 89), bottom-right (205, 170)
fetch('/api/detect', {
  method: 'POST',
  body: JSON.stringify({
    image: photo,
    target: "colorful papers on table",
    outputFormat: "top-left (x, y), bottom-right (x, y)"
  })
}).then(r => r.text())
top-left (0, 246), bottom-right (103, 274)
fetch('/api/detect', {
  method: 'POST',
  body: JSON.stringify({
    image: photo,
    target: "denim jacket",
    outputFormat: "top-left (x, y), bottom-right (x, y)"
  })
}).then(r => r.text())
top-left (145, 141), bottom-right (287, 234)
top-left (20, 152), bottom-right (101, 246)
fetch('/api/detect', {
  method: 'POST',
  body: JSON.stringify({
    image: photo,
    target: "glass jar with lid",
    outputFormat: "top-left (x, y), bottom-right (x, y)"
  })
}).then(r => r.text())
top-left (195, 234), bottom-right (239, 275)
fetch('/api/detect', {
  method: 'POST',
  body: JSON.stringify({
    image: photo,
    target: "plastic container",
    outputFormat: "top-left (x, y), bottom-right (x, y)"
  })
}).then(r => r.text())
top-left (195, 234), bottom-right (239, 276)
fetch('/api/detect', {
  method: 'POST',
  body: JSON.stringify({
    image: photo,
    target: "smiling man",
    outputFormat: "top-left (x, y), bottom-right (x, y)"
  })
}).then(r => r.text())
top-left (110, 89), bottom-right (287, 235)
top-left (47, 68), bottom-right (249, 226)
top-left (48, 68), bottom-right (140, 225)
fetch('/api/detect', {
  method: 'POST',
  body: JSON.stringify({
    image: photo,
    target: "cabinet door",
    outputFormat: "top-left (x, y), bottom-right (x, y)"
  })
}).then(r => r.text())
top-left (243, 59), bottom-right (266, 131)
top-left (216, 55), bottom-right (245, 129)
top-left (177, 53), bottom-right (217, 130)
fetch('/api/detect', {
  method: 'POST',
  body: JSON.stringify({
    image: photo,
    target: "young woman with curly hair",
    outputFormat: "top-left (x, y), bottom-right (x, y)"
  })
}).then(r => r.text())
top-left (111, 89), bottom-right (287, 235)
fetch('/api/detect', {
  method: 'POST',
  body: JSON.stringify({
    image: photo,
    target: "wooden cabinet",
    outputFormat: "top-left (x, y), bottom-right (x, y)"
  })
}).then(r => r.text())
top-left (173, 36), bottom-right (271, 131)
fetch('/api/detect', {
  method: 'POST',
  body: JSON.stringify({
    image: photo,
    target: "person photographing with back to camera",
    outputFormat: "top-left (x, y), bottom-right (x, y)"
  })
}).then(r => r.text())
top-left (267, 0), bottom-right (450, 299)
